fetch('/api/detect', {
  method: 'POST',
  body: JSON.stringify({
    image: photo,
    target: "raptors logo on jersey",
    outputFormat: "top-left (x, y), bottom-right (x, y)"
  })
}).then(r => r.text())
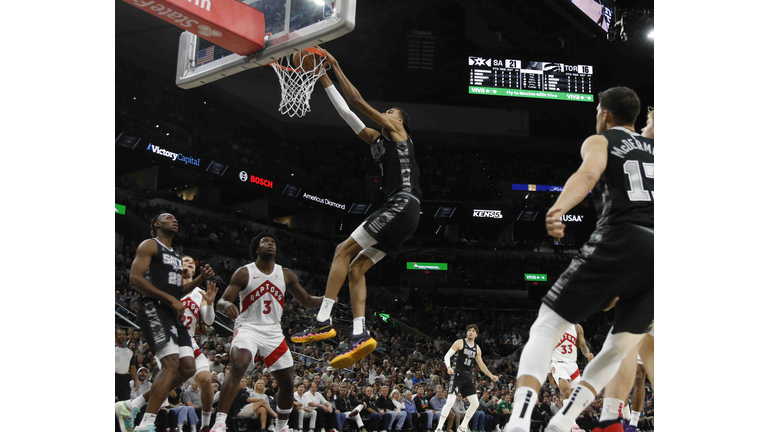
top-left (237, 263), bottom-right (286, 325)
top-left (551, 324), bottom-right (578, 363)
top-left (181, 287), bottom-right (204, 337)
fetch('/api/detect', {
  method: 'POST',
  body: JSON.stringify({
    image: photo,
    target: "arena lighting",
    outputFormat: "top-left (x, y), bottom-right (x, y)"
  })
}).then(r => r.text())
top-left (647, 30), bottom-right (654, 39)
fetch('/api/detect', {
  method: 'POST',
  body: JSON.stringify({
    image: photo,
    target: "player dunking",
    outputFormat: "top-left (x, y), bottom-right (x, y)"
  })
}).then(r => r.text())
top-left (210, 232), bottom-right (324, 432)
top-left (116, 213), bottom-right (214, 432)
top-left (116, 254), bottom-right (219, 432)
top-left (502, 87), bottom-right (653, 432)
top-left (291, 49), bottom-right (421, 369)
top-left (435, 325), bottom-right (498, 432)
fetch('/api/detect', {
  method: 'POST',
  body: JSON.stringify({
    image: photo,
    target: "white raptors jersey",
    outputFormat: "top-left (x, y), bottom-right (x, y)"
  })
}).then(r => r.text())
top-left (237, 263), bottom-right (286, 325)
top-left (551, 324), bottom-right (578, 363)
top-left (181, 287), bottom-right (205, 338)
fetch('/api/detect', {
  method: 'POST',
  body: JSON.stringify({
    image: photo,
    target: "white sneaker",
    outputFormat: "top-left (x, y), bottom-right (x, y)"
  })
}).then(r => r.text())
top-left (269, 425), bottom-right (276, 431)
top-left (211, 421), bottom-right (228, 432)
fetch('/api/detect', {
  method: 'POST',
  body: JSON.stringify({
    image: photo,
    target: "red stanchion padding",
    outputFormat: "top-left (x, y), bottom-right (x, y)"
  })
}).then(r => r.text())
top-left (122, 0), bottom-right (265, 55)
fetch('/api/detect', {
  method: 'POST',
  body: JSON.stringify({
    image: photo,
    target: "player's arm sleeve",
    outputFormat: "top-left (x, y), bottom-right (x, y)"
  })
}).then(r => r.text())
top-left (444, 348), bottom-right (456, 369)
top-left (201, 304), bottom-right (215, 325)
top-left (325, 85), bottom-right (366, 134)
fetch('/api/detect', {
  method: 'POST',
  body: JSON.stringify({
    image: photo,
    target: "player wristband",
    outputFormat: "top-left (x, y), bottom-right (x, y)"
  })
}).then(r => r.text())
top-left (201, 305), bottom-right (215, 325)
top-left (444, 348), bottom-right (456, 369)
top-left (325, 85), bottom-right (366, 134)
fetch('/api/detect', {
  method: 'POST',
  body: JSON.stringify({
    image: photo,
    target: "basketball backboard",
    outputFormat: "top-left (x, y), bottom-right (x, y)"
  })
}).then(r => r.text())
top-left (176, 0), bottom-right (356, 89)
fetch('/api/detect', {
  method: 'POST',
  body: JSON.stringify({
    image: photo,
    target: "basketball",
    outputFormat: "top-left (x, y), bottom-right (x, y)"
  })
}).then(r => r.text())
top-left (292, 50), bottom-right (319, 73)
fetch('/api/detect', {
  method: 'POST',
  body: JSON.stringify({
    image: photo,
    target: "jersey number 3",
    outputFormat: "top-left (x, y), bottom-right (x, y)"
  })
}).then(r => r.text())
top-left (263, 300), bottom-right (272, 314)
top-left (623, 160), bottom-right (654, 201)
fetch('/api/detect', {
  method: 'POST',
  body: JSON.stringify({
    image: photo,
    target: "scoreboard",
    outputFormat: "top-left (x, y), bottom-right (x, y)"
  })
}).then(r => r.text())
top-left (468, 56), bottom-right (594, 102)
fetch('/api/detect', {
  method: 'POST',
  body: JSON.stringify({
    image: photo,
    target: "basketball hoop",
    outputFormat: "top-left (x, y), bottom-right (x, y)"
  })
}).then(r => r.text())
top-left (270, 47), bottom-right (328, 118)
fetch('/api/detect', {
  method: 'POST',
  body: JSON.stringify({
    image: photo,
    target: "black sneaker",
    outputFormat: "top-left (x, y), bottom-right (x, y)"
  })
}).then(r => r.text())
top-left (291, 318), bottom-right (337, 343)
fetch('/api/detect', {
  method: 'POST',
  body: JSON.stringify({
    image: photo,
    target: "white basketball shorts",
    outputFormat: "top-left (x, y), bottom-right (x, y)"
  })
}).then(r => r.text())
top-left (551, 361), bottom-right (580, 383)
top-left (232, 322), bottom-right (293, 372)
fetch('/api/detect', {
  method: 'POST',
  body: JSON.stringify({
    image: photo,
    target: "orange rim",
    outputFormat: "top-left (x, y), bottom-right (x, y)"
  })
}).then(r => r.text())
top-left (270, 47), bottom-right (328, 72)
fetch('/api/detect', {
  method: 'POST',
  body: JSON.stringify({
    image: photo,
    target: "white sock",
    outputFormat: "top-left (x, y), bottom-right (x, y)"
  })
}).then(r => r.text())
top-left (504, 386), bottom-right (538, 432)
top-left (598, 398), bottom-right (623, 422)
top-left (216, 412), bottom-right (228, 424)
top-left (629, 410), bottom-right (641, 427)
top-left (131, 394), bottom-right (146, 410)
top-left (353, 317), bottom-right (366, 335)
top-left (139, 413), bottom-right (157, 427)
top-left (317, 298), bottom-right (335, 322)
top-left (202, 411), bottom-right (212, 427)
top-left (621, 403), bottom-right (630, 420)
top-left (548, 385), bottom-right (595, 432)
top-left (277, 406), bottom-right (292, 430)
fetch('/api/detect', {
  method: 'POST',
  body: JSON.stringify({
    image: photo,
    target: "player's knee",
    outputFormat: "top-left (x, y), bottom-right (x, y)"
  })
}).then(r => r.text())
top-left (198, 372), bottom-right (213, 388)
top-left (162, 355), bottom-right (180, 371)
top-left (335, 241), bottom-right (354, 259)
top-left (181, 362), bottom-right (196, 379)
top-left (348, 261), bottom-right (367, 281)
top-left (562, 387), bottom-right (572, 399)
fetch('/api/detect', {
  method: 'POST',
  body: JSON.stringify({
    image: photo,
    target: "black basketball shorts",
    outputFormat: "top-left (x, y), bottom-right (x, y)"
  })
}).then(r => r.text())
top-left (359, 192), bottom-right (421, 257)
top-left (542, 223), bottom-right (654, 334)
top-left (136, 298), bottom-right (193, 353)
top-left (448, 373), bottom-right (476, 398)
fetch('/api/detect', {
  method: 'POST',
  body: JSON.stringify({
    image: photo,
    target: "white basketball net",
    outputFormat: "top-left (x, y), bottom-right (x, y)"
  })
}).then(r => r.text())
top-left (270, 49), bottom-right (328, 118)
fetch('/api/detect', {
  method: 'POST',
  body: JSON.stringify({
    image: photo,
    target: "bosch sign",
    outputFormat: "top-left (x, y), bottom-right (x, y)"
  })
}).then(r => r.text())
top-left (239, 171), bottom-right (273, 188)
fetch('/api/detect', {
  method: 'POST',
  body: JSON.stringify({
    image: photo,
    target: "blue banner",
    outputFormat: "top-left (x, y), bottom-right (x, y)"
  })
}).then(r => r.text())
top-left (511, 183), bottom-right (590, 194)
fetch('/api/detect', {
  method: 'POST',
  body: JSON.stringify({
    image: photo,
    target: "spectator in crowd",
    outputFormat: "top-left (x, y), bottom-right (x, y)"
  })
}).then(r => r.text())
top-left (130, 367), bottom-right (152, 401)
top-left (250, 378), bottom-right (279, 431)
top-left (294, 383), bottom-right (318, 432)
top-left (334, 384), bottom-right (366, 432)
top-left (361, 385), bottom-right (383, 432)
top-left (403, 390), bottom-right (427, 432)
top-left (115, 328), bottom-right (137, 402)
top-left (451, 393), bottom-right (467, 430)
top-left (530, 394), bottom-right (552, 432)
top-left (429, 389), bottom-right (455, 432)
top-left (167, 385), bottom-right (200, 432)
top-left (210, 353), bottom-right (225, 374)
top-left (413, 385), bottom-right (434, 431)
top-left (475, 391), bottom-right (497, 432)
top-left (378, 385), bottom-right (406, 432)
top-left (389, 389), bottom-right (408, 432)
top-left (496, 394), bottom-right (512, 430)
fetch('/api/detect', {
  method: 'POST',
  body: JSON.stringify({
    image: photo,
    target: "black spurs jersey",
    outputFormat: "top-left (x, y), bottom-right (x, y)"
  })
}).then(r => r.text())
top-left (142, 238), bottom-right (184, 301)
top-left (370, 133), bottom-right (422, 200)
top-left (453, 338), bottom-right (478, 375)
top-left (594, 127), bottom-right (654, 229)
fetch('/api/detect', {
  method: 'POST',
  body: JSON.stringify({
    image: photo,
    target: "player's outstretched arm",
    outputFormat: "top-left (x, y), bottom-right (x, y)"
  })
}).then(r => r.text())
top-left (546, 134), bottom-right (609, 238)
top-left (575, 324), bottom-right (594, 361)
top-left (180, 263), bottom-right (215, 296)
top-left (475, 346), bottom-right (499, 382)
top-left (283, 268), bottom-right (324, 310)
top-left (318, 71), bottom-right (380, 145)
top-left (323, 50), bottom-right (407, 142)
top-left (444, 339), bottom-right (463, 375)
top-left (217, 267), bottom-right (248, 320)
top-left (129, 240), bottom-right (182, 315)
